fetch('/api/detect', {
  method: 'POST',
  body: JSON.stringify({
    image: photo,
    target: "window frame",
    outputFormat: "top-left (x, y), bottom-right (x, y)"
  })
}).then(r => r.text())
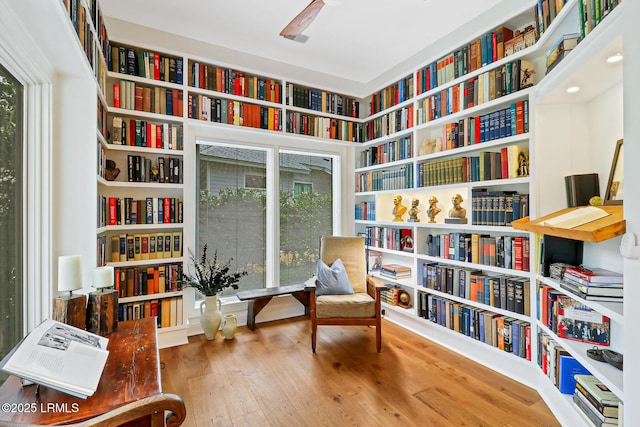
top-left (0, 4), bottom-right (55, 333)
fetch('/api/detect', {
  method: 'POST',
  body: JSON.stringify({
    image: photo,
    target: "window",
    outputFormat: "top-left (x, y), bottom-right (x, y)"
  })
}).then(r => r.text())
top-left (197, 142), bottom-right (338, 294)
top-left (245, 173), bottom-right (266, 190)
top-left (0, 63), bottom-right (23, 382)
top-left (198, 144), bottom-right (267, 295)
top-left (279, 152), bottom-right (333, 286)
top-left (293, 182), bottom-right (312, 195)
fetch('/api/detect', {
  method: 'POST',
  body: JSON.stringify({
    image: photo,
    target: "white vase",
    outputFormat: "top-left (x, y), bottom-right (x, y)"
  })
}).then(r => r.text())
top-left (222, 314), bottom-right (238, 339)
top-left (200, 295), bottom-right (222, 340)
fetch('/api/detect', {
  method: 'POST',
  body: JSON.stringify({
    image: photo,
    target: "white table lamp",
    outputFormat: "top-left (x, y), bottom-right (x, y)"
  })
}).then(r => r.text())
top-left (53, 255), bottom-right (86, 329)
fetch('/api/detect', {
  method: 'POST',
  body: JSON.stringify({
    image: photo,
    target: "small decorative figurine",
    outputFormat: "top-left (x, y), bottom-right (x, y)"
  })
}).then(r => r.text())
top-left (392, 194), bottom-right (407, 222)
top-left (408, 198), bottom-right (420, 222)
top-left (427, 196), bottom-right (441, 223)
top-left (105, 160), bottom-right (120, 182)
top-left (445, 193), bottom-right (468, 224)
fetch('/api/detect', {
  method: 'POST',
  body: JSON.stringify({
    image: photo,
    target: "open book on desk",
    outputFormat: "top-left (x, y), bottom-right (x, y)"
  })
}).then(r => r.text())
top-left (0, 319), bottom-right (109, 399)
top-left (542, 206), bottom-right (610, 229)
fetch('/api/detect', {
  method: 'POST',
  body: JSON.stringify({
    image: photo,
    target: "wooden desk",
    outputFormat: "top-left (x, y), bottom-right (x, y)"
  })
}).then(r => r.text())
top-left (0, 318), bottom-right (185, 426)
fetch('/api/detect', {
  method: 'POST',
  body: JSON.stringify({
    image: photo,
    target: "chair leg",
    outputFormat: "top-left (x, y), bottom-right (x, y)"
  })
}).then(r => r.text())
top-left (376, 325), bottom-right (382, 353)
top-left (311, 319), bottom-right (317, 353)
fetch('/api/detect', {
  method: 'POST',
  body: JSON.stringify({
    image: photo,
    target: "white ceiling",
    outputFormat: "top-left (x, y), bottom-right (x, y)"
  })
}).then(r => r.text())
top-left (100, 0), bottom-right (530, 91)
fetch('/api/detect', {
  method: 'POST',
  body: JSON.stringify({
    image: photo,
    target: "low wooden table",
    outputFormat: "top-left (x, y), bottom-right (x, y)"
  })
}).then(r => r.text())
top-left (236, 284), bottom-right (310, 330)
top-left (0, 317), bottom-right (185, 426)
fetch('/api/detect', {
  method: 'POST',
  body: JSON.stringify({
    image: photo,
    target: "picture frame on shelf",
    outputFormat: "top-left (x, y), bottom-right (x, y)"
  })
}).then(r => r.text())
top-left (604, 139), bottom-right (623, 205)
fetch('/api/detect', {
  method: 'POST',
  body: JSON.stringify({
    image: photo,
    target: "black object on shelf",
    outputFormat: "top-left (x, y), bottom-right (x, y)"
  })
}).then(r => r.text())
top-left (565, 173), bottom-right (599, 207)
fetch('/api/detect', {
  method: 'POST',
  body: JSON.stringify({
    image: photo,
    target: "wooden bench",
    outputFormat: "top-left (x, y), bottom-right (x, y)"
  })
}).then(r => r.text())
top-left (236, 284), bottom-right (311, 330)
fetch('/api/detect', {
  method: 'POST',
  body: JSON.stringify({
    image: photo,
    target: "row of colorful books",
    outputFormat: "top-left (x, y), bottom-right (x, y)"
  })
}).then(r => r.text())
top-left (188, 94), bottom-right (282, 131)
top-left (109, 44), bottom-right (184, 84)
top-left (114, 263), bottom-right (182, 298)
top-left (417, 292), bottom-right (532, 359)
top-left (355, 164), bottom-right (414, 193)
top-left (416, 145), bottom-right (529, 187)
top-left (363, 226), bottom-right (413, 253)
top-left (285, 112), bottom-right (362, 142)
top-left (189, 61), bottom-right (281, 103)
top-left (539, 285), bottom-right (611, 346)
top-left (420, 262), bottom-right (530, 315)
top-left (125, 155), bottom-right (182, 184)
top-left (287, 83), bottom-right (360, 118)
top-left (113, 81), bottom-right (183, 117)
top-left (471, 191), bottom-right (530, 226)
top-left (118, 296), bottom-right (183, 329)
top-left (100, 196), bottom-right (182, 227)
top-left (417, 59), bottom-right (535, 124)
top-left (425, 233), bottom-right (531, 272)
top-left (358, 135), bottom-right (413, 168)
top-left (369, 75), bottom-right (414, 114)
top-left (434, 100), bottom-right (529, 151)
top-left (354, 201), bottom-right (376, 221)
top-left (110, 117), bottom-right (183, 150)
top-left (107, 231), bottom-right (183, 263)
top-left (364, 105), bottom-right (414, 142)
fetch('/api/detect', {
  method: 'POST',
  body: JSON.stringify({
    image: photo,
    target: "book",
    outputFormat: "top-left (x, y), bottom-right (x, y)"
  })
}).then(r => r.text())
top-left (0, 319), bottom-right (109, 399)
top-left (573, 391), bottom-right (619, 427)
top-left (542, 206), bottom-right (610, 229)
top-left (556, 295), bottom-right (610, 345)
top-left (574, 374), bottom-right (621, 416)
top-left (565, 173), bottom-right (600, 207)
top-left (564, 265), bottom-right (623, 284)
top-left (557, 353), bottom-right (591, 394)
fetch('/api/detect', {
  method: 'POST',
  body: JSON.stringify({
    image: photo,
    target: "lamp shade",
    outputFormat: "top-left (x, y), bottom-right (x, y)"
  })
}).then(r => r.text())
top-left (58, 255), bottom-right (82, 292)
top-left (92, 266), bottom-right (115, 289)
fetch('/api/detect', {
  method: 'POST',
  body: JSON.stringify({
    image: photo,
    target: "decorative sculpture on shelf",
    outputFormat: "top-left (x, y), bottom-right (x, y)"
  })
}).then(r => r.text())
top-left (445, 193), bottom-right (468, 224)
top-left (427, 196), bottom-right (441, 223)
top-left (408, 198), bottom-right (420, 222)
top-left (105, 160), bottom-right (120, 182)
top-left (392, 194), bottom-right (407, 222)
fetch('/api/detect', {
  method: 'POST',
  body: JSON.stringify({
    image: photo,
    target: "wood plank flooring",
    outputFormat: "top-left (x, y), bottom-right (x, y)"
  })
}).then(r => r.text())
top-left (160, 317), bottom-right (560, 427)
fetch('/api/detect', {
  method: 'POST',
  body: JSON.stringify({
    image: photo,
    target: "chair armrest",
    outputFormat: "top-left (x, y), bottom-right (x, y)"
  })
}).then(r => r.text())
top-left (366, 275), bottom-right (389, 298)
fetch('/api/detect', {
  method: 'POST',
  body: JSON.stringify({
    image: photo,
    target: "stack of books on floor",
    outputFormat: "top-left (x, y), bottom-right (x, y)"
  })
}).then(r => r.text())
top-left (572, 374), bottom-right (621, 427)
top-left (560, 266), bottom-right (623, 303)
top-left (379, 264), bottom-right (411, 279)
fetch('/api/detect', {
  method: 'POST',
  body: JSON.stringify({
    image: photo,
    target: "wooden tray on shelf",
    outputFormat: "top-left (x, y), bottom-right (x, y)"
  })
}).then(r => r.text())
top-left (511, 205), bottom-right (625, 242)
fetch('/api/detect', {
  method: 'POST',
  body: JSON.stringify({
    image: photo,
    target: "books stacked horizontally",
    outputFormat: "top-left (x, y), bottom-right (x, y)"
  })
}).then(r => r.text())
top-left (561, 266), bottom-right (623, 303)
top-left (545, 33), bottom-right (580, 74)
top-left (573, 374), bottom-right (621, 427)
top-left (379, 264), bottom-right (411, 279)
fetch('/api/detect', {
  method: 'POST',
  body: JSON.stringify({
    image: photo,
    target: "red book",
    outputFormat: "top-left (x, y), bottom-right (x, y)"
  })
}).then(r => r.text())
top-left (492, 32), bottom-right (498, 62)
top-left (156, 124), bottom-right (163, 149)
top-left (113, 83), bottom-right (120, 108)
top-left (500, 147), bottom-right (509, 180)
top-left (129, 120), bottom-right (136, 147)
top-left (172, 89), bottom-right (178, 116)
top-left (108, 197), bottom-right (117, 225)
top-left (564, 266), bottom-right (623, 284)
top-left (153, 53), bottom-right (160, 80)
top-left (525, 325), bottom-right (531, 361)
top-left (164, 198), bottom-right (171, 223)
top-left (514, 236), bottom-right (523, 271)
top-left (515, 101), bottom-right (524, 134)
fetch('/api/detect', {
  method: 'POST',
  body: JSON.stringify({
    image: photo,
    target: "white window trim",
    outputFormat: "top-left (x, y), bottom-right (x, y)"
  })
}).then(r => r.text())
top-left (0, 1), bottom-right (54, 332)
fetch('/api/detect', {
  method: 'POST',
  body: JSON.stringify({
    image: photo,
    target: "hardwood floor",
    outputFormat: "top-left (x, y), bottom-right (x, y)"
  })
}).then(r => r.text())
top-left (160, 317), bottom-right (560, 427)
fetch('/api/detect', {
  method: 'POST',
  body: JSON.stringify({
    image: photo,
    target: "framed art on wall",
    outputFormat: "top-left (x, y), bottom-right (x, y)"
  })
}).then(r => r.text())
top-left (604, 139), bottom-right (623, 205)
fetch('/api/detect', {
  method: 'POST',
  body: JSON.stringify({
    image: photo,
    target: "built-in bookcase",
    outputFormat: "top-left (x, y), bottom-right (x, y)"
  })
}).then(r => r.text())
top-left (354, 1), bottom-right (625, 424)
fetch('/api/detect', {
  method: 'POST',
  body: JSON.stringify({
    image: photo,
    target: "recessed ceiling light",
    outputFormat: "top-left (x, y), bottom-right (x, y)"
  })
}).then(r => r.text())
top-left (607, 53), bottom-right (623, 63)
top-left (566, 86), bottom-right (580, 93)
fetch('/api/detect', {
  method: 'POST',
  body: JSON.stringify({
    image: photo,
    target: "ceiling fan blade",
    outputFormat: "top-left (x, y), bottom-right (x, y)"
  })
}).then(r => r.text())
top-left (280, 0), bottom-right (325, 38)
